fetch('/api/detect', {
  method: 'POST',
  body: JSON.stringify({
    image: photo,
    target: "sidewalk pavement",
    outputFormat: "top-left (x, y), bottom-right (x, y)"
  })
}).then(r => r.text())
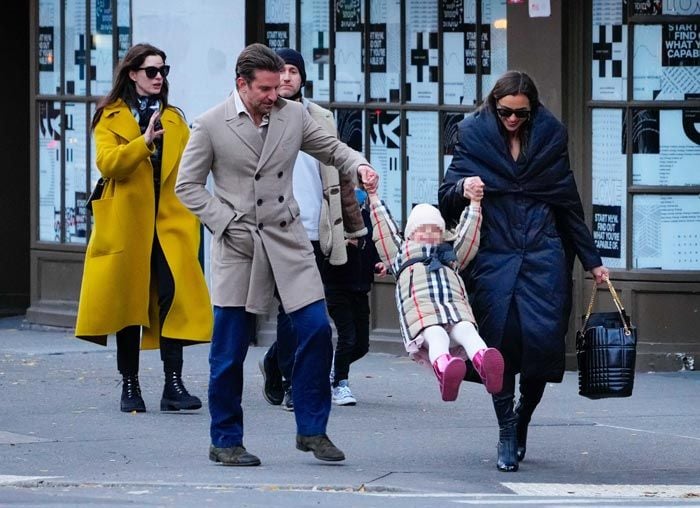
top-left (1, 314), bottom-right (699, 501)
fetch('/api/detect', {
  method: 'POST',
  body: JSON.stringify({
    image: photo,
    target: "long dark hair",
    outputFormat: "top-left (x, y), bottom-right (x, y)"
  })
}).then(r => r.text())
top-left (481, 70), bottom-right (540, 154)
top-left (91, 43), bottom-right (170, 130)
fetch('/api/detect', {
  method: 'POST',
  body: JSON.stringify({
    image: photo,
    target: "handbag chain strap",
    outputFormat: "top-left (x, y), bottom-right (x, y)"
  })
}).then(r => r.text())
top-left (580, 277), bottom-right (632, 336)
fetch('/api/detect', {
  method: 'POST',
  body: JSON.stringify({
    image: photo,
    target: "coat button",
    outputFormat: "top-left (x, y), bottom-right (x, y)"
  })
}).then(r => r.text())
top-left (255, 174), bottom-right (261, 181)
top-left (277, 171), bottom-right (283, 178)
top-left (257, 199), bottom-right (263, 206)
top-left (280, 221), bottom-right (287, 228)
top-left (278, 196), bottom-right (284, 203)
top-left (258, 223), bottom-right (264, 230)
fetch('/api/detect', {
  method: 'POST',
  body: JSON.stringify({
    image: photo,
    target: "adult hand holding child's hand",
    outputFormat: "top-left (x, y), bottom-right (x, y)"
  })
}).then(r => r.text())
top-left (463, 176), bottom-right (485, 201)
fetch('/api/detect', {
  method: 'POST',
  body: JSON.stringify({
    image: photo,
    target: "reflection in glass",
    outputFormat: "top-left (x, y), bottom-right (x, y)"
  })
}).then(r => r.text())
top-left (265, 0), bottom-right (296, 50)
top-left (405, 0), bottom-right (438, 104)
top-left (91, 0), bottom-right (114, 96)
top-left (65, 103), bottom-right (88, 244)
top-left (406, 112), bottom-right (439, 209)
top-left (369, 0), bottom-right (401, 102)
top-left (39, 0), bottom-right (61, 95)
top-left (443, 112), bottom-right (465, 170)
top-left (334, 0), bottom-right (365, 103)
top-left (38, 101), bottom-right (62, 242)
top-left (335, 108), bottom-right (364, 153)
top-left (301, 0), bottom-right (330, 101)
top-left (369, 109), bottom-right (402, 222)
top-left (633, 195), bottom-right (700, 270)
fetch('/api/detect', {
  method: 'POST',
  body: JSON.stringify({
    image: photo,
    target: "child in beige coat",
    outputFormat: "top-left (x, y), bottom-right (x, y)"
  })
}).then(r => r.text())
top-left (365, 177), bottom-right (504, 401)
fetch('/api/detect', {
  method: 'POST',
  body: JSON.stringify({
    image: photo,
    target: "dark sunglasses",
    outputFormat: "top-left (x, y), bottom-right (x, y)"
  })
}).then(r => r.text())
top-left (138, 65), bottom-right (170, 79)
top-left (496, 107), bottom-right (530, 119)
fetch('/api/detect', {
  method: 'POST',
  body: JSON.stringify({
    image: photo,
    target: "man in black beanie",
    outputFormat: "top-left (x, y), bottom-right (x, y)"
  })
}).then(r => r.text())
top-left (259, 48), bottom-right (368, 410)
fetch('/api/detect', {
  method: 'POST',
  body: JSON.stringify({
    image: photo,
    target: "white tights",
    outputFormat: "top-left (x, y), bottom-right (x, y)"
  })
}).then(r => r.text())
top-left (421, 321), bottom-right (487, 363)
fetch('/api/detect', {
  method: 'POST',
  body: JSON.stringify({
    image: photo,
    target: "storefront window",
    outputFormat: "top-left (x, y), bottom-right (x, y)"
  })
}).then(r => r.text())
top-left (370, 109), bottom-right (402, 222)
top-left (590, 1), bottom-right (700, 271)
top-left (36, 0), bottom-right (130, 244)
top-left (301, 0), bottom-right (330, 101)
top-left (369, 0), bottom-right (401, 102)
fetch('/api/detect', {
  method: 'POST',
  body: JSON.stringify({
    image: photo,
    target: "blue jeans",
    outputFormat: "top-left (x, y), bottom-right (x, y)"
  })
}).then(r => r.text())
top-left (209, 301), bottom-right (333, 448)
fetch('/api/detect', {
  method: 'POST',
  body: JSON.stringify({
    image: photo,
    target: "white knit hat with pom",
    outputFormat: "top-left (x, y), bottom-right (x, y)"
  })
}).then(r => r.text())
top-left (404, 204), bottom-right (445, 239)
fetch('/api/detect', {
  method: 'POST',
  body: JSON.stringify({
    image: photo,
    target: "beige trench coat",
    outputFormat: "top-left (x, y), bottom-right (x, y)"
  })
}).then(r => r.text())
top-left (175, 95), bottom-right (369, 314)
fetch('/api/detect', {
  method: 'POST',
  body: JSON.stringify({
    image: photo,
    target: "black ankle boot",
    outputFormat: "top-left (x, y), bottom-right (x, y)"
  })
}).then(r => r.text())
top-left (493, 392), bottom-right (519, 472)
top-left (161, 371), bottom-right (202, 411)
top-left (121, 375), bottom-right (146, 413)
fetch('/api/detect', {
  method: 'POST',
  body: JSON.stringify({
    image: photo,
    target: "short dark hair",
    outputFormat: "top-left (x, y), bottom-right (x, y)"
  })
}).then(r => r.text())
top-left (235, 43), bottom-right (285, 86)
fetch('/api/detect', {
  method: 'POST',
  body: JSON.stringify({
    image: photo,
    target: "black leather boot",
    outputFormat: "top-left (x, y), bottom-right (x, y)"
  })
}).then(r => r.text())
top-left (493, 391), bottom-right (519, 472)
top-left (514, 380), bottom-right (546, 462)
top-left (161, 371), bottom-right (202, 411)
top-left (121, 375), bottom-right (146, 413)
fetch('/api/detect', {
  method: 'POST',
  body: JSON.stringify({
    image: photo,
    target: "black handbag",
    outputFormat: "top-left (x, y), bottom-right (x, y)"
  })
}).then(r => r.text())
top-left (576, 278), bottom-right (637, 399)
top-left (85, 177), bottom-right (107, 215)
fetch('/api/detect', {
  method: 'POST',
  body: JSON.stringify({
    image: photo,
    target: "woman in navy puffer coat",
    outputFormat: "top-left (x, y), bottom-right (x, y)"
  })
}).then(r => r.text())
top-left (438, 71), bottom-right (609, 472)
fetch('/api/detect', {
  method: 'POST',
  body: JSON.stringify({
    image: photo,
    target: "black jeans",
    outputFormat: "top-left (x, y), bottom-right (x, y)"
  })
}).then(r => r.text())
top-left (116, 234), bottom-right (184, 376)
top-left (326, 290), bottom-right (370, 386)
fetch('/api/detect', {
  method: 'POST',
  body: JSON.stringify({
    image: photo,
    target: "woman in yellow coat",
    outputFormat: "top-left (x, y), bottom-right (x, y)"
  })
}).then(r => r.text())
top-left (76, 43), bottom-right (213, 413)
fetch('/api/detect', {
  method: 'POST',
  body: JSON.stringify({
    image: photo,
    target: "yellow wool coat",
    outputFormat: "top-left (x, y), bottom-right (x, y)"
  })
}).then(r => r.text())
top-left (75, 99), bottom-right (213, 349)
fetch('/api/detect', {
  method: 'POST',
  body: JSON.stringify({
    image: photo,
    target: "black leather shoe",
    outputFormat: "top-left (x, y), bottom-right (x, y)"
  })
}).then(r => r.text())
top-left (121, 375), bottom-right (146, 413)
top-left (259, 353), bottom-right (284, 405)
top-left (296, 434), bottom-right (345, 462)
top-left (209, 445), bottom-right (261, 466)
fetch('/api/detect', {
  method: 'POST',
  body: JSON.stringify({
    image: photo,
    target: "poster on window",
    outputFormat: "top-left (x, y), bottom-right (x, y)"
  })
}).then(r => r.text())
top-left (64, 1), bottom-right (88, 96)
top-left (481, 0), bottom-right (507, 95)
top-left (334, 0), bottom-right (364, 102)
top-left (117, 0), bottom-right (131, 59)
top-left (443, 112), bottom-right (465, 171)
top-left (406, 112), bottom-right (439, 210)
top-left (633, 23), bottom-right (700, 100)
top-left (631, 108), bottom-right (700, 185)
top-left (92, 0), bottom-right (114, 96)
top-left (592, 108), bottom-right (627, 268)
top-left (38, 102), bottom-right (62, 242)
top-left (370, 0), bottom-right (401, 102)
top-left (443, 0), bottom-right (477, 105)
top-left (592, 0), bottom-right (627, 100)
top-left (266, 0), bottom-right (295, 49)
top-left (335, 109), bottom-right (364, 153)
top-left (406, 0), bottom-right (438, 104)
top-left (301, 0), bottom-right (330, 101)
top-left (39, 0), bottom-right (61, 95)
top-left (633, 195), bottom-right (700, 269)
top-left (369, 110), bottom-right (403, 223)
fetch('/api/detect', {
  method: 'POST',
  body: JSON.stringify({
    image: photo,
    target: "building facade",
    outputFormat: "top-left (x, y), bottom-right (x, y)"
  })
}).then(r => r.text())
top-left (11, 0), bottom-right (700, 371)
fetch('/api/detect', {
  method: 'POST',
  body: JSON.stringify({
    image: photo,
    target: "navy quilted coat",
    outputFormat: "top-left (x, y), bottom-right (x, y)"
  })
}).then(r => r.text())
top-left (438, 106), bottom-right (602, 382)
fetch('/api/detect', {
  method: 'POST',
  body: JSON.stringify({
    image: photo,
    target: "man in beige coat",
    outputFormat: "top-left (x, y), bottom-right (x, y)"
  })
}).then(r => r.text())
top-left (259, 48), bottom-right (367, 412)
top-left (175, 43), bottom-right (378, 466)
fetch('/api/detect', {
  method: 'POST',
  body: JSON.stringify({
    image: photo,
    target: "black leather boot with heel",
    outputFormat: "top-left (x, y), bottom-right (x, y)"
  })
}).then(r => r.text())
top-left (492, 391), bottom-right (519, 472)
top-left (161, 371), bottom-right (202, 411)
top-left (514, 380), bottom-right (546, 462)
top-left (121, 375), bottom-right (146, 413)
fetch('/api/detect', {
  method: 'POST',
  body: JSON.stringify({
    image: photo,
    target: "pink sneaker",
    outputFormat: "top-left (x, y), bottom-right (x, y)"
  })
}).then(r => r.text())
top-left (472, 348), bottom-right (504, 394)
top-left (432, 354), bottom-right (467, 402)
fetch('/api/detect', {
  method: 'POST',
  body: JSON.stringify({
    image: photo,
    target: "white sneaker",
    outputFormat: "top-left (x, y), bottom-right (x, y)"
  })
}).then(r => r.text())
top-left (332, 380), bottom-right (356, 406)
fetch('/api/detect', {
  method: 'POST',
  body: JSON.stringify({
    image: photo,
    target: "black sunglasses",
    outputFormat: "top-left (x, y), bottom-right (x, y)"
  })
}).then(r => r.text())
top-left (138, 65), bottom-right (170, 79)
top-left (496, 107), bottom-right (530, 119)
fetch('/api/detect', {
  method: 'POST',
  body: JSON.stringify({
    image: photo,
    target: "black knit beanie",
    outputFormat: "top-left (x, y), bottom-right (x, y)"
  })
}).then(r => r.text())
top-left (276, 48), bottom-right (306, 86)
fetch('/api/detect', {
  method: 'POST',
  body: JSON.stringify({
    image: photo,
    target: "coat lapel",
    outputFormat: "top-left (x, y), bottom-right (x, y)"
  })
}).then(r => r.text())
top-left (224, 94), bottom-right (263, 158)
top-left (103, 101), bottom-right (141, 142)
top-left (257, 101), bottom-right (288, 171)
top-left (159, 108), bottom-right (185, 184)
